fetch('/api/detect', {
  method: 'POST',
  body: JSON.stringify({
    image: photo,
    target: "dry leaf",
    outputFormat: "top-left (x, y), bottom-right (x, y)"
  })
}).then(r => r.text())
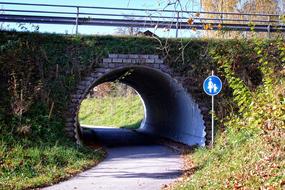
top-left (187, 18), bottom-right (194, 25)
top-left (203, 24), bottom-right (209, 30)
top-left (217, 23), bottom-right (223, 30)
top-left (204, 24), bottom-right (213, 30)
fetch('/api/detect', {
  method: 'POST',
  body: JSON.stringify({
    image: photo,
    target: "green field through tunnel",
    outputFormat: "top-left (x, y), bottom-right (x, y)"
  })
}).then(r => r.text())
top-left (78, 82), bottom-right (144, 130)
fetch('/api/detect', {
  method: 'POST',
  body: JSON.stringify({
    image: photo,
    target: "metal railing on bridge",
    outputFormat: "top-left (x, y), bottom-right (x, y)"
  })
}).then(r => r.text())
top-left (0, 2), bottom-right (284, 37)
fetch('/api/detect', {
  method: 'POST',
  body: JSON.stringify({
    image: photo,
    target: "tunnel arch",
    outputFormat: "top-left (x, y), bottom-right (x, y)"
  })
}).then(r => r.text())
top-left (65, 55), bottom-right (207, 146)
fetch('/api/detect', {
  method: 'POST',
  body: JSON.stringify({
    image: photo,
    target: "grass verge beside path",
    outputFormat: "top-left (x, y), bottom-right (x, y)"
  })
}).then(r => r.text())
top-left (173, 128), bottom-right (285, 190)
top-left (0, 128), bottom-right (105, 190)
top-left (79, 96), bottom-right (144, 129)
top-left (0, 95), bottom-right (143, 189)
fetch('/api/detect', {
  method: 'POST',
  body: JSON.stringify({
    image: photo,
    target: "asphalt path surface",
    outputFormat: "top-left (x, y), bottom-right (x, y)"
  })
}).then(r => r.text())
top-left (43, 127), bottom-right (183, 190)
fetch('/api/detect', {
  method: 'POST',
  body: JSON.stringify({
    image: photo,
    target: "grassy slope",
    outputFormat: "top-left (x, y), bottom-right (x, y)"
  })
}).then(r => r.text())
top-left (0, 130), bottom-right (105, 190)
top-left (79, 96), bottom-right (144, 129)
top-left (176, 128), bottom-right (285, 190)
top-left (0, 95), bottom-right (144, 190)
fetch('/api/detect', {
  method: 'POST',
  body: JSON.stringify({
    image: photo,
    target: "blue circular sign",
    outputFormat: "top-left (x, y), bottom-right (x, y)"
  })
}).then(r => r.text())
top-left (203, 75), bottom-right (222, 96)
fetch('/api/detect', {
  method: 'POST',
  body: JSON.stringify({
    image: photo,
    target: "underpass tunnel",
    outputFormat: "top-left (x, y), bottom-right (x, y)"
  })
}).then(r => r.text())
top-left (80, 66), bottom-right (206, 146)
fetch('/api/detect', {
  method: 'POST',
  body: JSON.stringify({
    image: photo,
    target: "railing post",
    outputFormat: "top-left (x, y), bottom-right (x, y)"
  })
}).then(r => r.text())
top-left (220, 0), bottom-right (224, 23)
top-left (76, 6), bottom-right (79, 35)
top-left (176, 11), bottom-right (179, 38)
top-left (267, 15), bottom-right (271, 39)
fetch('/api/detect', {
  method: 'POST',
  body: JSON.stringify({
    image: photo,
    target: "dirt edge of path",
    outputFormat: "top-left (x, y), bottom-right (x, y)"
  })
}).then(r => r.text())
top-left (156, 138), bottom-right (200, 190)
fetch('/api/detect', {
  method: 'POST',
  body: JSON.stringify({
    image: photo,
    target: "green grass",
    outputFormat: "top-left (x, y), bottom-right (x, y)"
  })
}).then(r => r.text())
top-left (0, 87), bottom-right (143, 190)
top-left (177, 127), bottom-right (285, 190)
top-left (0, 126), bottom-right (105, 190)
top-left (79, 96), bottom-right (144, 129)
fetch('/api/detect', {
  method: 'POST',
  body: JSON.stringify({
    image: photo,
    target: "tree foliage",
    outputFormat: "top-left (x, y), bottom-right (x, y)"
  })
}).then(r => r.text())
top-left (201, 0), bottom-right (280, 38)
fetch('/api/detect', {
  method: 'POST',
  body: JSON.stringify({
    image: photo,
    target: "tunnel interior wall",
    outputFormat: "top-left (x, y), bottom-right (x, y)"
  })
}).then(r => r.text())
top-left (92, 66), bottom-right (206, 146)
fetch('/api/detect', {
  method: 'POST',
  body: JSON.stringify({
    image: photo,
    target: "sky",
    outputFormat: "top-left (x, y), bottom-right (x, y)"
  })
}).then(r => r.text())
top-left (0, 0), bottom-right (203, 38)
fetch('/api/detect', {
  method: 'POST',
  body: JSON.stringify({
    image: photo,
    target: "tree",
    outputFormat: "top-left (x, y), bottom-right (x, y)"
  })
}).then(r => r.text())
top-left (200, 0), bottom-right (280, 38)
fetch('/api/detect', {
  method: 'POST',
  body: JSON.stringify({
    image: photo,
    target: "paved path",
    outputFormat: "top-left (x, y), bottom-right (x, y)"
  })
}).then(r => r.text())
top-left (43, 127), bottom-right (183, 190)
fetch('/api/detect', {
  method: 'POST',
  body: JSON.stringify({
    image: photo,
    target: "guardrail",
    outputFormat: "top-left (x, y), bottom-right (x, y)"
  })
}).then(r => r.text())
top-left (0, 2), bottom-right (284, 37)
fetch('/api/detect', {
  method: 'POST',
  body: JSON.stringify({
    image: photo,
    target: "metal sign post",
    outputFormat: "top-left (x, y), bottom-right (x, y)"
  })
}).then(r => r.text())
top-left (211, 70), bottom-right (215, 147)
top-left (211, 89), bottom-right (214, 147)
top-left (203, 70), bottom-right (222, 147)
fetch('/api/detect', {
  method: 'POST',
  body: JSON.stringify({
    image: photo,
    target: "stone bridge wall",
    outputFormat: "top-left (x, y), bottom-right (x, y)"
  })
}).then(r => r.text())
top-left (65, 54), bottom-right (212, 146)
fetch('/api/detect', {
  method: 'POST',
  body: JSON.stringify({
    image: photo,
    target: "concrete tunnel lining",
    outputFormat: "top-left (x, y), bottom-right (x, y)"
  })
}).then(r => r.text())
top-left (80, 66), bottom-right (206, 146)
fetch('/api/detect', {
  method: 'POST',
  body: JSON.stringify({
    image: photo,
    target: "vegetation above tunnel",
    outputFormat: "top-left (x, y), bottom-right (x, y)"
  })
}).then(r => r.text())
top-left (0, 31), bottom-right (284, 189)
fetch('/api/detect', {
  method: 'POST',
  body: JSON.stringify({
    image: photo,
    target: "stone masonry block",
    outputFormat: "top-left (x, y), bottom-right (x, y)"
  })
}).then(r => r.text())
top-left (117, 54), bottom-right (129, 58)
top-left (66, 118), bottom-right (75, 122)
top-left (109, 63), bottom-right (115, 68)
top-left (138, 55), bottom-right (148, 59)
top-left (155, 59), bottom-right (164, 64)
top-left (146, 59), bottom-right (155, 63)
top-left (103, 58), bottom-right (112, 63)
top-left (71, 94), bottom-right (82, 99)
top-left (99, 62), bottom-right (109, 68)
top-left (153, 63), bottom-right (160, 68)
top-left (67, 107), bottom-right (77, 114)
top-left (91, 72), bottom-right (104, 78)
top-left (122, 59), bottom-right (132, 63)
top-left (112, 58), bottom-right (123, 63)
top-left (129, 54), bottom-right (139, 59)
top-left (71, 98), bottom-right (80, 103)
top-left (109, 54), bottom-right (118, 58)
top-left (95, 68), bottom-right (109, 73)
top-left (76, 89), bottom-right (83, 94)
top-left (84, 76), bottom-right (95, 81)
top-left (148, 55), bottom-right (159, 59)
top-left (77, 85), bottom-right (86, 90)
top-left (159, 64), bottom-right (168, 69)
top-left (64, 127), bottom-right (75, 133)
top-left (81, 80), bottom-right (92, 86)
top-left (131, 59), bottom-right (140, 64)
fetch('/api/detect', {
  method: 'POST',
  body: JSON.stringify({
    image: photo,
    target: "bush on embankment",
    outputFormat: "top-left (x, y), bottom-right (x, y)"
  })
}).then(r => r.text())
top-left (0, 31), bottom-right (284, 189)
